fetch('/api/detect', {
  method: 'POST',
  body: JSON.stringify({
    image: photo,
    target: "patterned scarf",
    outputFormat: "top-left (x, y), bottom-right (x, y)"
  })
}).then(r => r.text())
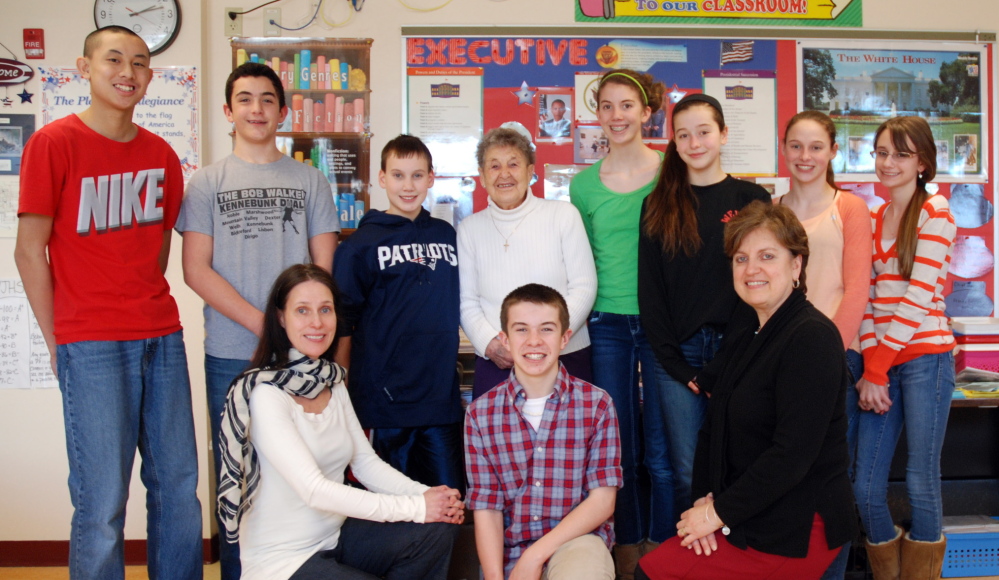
top-left (216, 348), bottom-right (346, 542)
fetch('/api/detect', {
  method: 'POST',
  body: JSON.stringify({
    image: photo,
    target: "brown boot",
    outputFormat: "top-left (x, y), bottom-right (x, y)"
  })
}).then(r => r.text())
top-left (866, 526), bottom-right (903, 580)
top-left (640, 539), bottom-right (660, 557)
top-left (900, 533), bottom-right (947, 580)
top-left (613, 543), bottom-right (642, 580)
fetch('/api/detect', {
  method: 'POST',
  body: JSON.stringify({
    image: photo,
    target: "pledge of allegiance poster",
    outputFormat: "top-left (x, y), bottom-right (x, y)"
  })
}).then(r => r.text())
top-left (576, 0), bottom-right (861, 26)
top-left (39, 67), bottom-right (199, 181)
top-left (799, 42), bottom-right (987, 180)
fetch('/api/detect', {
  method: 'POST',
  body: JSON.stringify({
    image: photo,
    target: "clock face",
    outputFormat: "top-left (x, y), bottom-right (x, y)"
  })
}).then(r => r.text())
top-left (93, 0), bottom-right (181, 56)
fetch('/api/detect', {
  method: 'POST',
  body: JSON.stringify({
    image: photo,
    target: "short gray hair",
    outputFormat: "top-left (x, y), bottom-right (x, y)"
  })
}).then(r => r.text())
top-left (476, 128), bottom-right (536, 168)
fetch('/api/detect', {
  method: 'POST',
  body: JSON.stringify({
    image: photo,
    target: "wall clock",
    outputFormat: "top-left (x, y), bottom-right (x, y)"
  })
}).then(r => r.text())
top-left (93, 0), bottom-right (181, 56)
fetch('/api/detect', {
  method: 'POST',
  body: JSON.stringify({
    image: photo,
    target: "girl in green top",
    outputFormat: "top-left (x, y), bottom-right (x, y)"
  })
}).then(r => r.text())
top-left (569, 68), bottom-right (668, 579)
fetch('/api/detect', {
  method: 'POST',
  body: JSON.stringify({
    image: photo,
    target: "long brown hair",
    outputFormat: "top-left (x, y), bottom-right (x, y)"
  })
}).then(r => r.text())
top-left (642, 97), bottom-right (726, 256)
top-left (248, 264), bottom-right (342, 370)
top-left (874, 116), bottom-right (937, 280)
top-left (783, 110), bottom-right (838, 190)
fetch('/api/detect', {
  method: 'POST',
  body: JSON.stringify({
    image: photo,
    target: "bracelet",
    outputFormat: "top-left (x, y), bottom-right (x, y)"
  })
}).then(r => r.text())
top-left (709, 503), bottom-right (731, 536)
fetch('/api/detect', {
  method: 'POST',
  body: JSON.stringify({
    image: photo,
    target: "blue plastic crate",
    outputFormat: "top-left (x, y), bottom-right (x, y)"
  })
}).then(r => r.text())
top-left (943, 531), bottom-right (999, 577)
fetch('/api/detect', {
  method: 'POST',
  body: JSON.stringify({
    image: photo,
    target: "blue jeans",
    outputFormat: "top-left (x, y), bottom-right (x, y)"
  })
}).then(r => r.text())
top-left (844, 349), bottom-right (863, 476)
top-left (853, 351), bottom-right (955, 544)
top-left (371, 423), bottom-right (466, 494)
top-left (57, 331), bottom-right (202, 580)
top-left (289, 519), bottom-right (457, 580)
top-left (205, 355), bottom-right (252, 580)
top-left (650, 326), bottom-right (722, 518)
top-left (588, 311), bottom-right (673, 544)
top-left (819, 349), bottom-right (864, 580)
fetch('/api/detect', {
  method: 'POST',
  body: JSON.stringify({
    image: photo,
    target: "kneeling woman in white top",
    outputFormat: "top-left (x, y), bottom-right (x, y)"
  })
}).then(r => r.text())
top-left (217, 264), bottom-right (464, 580)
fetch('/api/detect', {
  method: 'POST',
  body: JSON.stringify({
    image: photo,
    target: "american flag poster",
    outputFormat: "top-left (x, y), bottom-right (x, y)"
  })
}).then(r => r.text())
top-left (721, 41), bottom-right (754, 65)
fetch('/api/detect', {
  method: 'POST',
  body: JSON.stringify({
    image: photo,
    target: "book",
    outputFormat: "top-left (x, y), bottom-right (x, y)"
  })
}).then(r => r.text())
top-left (340, 62), bottom-right (350, 89)
top-left (343, 103), bottom-right (354, 135)
top-left (353, 98), bottom-right (364, 132)
top-left (343, 193), bottom-right (356, 227)
top-left (334, 97), bottom-right (344, 132)
top-left (317, 56), bottom-right (327, 90)
top-left (303, 98), bottom-right (313, 132)
top-left (314, 101), bottom-right (325, 133)
top-left (325, 94), bottom-right (336, 128)
top-left (330, 59), bottom-right (341, 90)
top-left (293, 53), bottom-right (301, 90)
top-left (300, 49), bottom-right (311, 90)
top-left (339, 196), bottom-right (351, 228)
top-left (291, 94), bottom-right (304, 132)
top-left (279, 61), bottom-right (289, 89)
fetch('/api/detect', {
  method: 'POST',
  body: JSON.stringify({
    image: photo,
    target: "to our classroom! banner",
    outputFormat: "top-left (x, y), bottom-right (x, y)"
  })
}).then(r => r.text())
top-left (576, 0), bottom-right (861, 26)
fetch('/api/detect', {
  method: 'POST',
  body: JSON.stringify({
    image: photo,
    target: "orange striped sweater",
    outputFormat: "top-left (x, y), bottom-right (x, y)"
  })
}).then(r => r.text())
top-left (859, 194), bottom-right (956, 386)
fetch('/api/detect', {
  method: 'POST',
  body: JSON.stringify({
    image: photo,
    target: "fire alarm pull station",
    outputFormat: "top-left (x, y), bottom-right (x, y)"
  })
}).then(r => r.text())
top-left (24, 29), bottom-right (44, 59)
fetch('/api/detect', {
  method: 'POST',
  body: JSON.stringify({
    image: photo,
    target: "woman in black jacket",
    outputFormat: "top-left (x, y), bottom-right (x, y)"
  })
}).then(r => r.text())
top-left (636, 201), bottom-right (857, 580)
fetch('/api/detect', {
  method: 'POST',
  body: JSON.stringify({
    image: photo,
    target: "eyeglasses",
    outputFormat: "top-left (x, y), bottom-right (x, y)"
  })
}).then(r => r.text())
top-left (870, 150), bottom-right (919, 161)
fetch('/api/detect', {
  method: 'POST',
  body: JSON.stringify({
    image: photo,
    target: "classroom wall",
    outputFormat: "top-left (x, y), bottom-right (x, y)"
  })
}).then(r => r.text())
top-left (1, 0), bottom-right (996, 547)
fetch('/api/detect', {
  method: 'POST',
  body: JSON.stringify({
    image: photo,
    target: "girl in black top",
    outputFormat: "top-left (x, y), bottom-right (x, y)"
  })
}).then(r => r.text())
top-left (637, 94), bottom-right (769, 516)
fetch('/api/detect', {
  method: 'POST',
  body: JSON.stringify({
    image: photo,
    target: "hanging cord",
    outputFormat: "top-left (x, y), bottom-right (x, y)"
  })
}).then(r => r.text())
top-left (0, 41), bottom-right (20, 60)
top-left (321, 0), bottom-right (355, 27)
top-left (397, 0), bottom-right (454, 10)
top-left (228, 0), bottom-right (282, 18)
top-left (273, 0), bottom-right (324, 31)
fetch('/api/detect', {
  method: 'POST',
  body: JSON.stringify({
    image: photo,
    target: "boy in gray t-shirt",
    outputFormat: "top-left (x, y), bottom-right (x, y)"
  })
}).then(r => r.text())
top-left (175, 62), bottom-right (339, 580)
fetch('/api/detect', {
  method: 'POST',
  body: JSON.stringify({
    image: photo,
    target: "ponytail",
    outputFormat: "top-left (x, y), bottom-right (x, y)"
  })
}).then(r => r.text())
top-left (874, 116), bottom-right (937, 280)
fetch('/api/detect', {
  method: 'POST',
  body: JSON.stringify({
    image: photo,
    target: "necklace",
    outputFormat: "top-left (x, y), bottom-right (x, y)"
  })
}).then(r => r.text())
top-left (521, 408), bottom-right (544, 417)
top-left (490, 202), bottom-right (536, 252)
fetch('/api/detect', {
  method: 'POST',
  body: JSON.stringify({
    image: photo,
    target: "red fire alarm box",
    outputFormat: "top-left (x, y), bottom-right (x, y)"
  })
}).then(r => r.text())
top-left (24, 29), bottom-right (44, 60)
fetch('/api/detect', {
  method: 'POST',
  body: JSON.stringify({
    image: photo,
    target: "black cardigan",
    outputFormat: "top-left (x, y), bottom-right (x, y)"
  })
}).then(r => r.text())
top-left (691, 290), bottom-right (857, 558)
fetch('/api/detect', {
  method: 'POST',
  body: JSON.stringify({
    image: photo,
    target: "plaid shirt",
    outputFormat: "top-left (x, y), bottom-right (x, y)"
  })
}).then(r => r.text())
top-left (464, 364), bottom-right (622, 575)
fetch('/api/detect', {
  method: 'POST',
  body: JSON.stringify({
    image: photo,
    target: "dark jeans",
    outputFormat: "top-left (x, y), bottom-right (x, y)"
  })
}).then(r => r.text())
top-left (289, 519), bottom-right (458, 580)
top-left (371, 423), bottom-right (466, 494)
top-left (588, 311), bottom-right (672, 544)
top-left (650, 326), bottom-right (722, 520)
top-left (819, 349), bottom-right (864, 580)
top-left (205, 355), bottom-right (252, 580)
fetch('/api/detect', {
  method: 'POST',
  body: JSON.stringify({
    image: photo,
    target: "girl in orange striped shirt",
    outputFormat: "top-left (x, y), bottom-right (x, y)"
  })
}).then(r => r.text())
top-left (853, 116), bottom-right (956, 580)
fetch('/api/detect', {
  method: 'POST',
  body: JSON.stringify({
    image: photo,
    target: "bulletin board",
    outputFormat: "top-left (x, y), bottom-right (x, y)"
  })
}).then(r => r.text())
top-left (402, 26), bottom-right (997, 316)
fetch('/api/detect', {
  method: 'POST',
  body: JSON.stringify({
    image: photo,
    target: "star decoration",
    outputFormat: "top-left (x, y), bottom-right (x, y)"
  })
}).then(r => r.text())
top-left (512, 81), bottom-right (536, 106)
top-left (668, 84), bottom-right (687, 104)
top-left (18, 88), bottom-right (34, 104)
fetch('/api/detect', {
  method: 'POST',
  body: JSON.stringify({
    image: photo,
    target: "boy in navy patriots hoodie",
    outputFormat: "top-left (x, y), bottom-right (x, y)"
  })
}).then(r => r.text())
top-left (333, 134), bottom-right (464, 492)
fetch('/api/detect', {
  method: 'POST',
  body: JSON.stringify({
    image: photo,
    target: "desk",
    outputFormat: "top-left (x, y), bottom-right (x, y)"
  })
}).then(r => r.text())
top-left (952, 396), bottom-right (999, 408)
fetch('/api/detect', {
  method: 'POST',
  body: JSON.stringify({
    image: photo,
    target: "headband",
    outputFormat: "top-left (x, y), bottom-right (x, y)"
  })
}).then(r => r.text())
top-left (675, 93), bottom-right (724, 122)
top-left (601, 72), bottom-right (649, 106)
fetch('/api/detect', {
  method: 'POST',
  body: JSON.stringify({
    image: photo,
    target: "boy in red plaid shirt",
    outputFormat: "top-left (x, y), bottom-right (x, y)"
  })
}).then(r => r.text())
top-left (464, 283), bottom-right (622, 580)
